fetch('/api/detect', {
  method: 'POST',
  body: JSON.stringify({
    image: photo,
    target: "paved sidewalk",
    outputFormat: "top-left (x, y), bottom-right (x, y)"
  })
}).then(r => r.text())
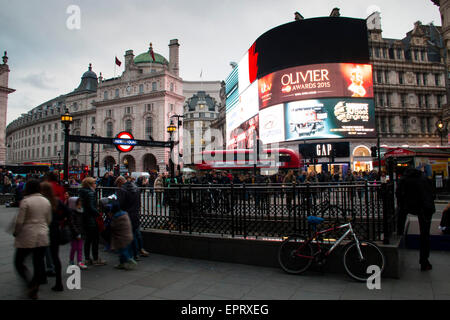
top-left (1, 205), bottom-right (450, 300)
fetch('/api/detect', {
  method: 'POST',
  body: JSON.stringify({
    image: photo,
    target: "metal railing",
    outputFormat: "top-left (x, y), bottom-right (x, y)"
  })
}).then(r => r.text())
top-left (68, 182), bottom-right (396, 243)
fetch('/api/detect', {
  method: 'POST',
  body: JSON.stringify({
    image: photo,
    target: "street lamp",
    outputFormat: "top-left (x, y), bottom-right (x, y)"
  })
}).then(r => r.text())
top-left (61, 109), bottom-right (73, 181)
top-left (170, 114), bottom-right (184, 173)
top-left (167, 120), bottom-right (176, 178)
top-left (90, 125), bottom-right (95, 177)
top-left (436, 118), bottom-right (448, 146)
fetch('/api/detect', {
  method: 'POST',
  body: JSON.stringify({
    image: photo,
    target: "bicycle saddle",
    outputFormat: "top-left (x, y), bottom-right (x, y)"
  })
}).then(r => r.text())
top-left (307, 216), bottom-right (324, 225)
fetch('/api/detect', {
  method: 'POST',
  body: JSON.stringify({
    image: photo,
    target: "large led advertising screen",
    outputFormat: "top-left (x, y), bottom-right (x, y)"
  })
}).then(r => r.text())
top-left (225, 17), bottom-right (374, 148)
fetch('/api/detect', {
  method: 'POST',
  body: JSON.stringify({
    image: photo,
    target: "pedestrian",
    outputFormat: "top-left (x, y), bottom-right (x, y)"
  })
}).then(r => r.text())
top-left (396, 166), bottom-right (435, 271)
top-left (107, 200), bottom-right (136, 270)
top-left (116, 176), bottom-right (149, 261)
top-left (67, 197), bottom-right (88, 269)
top-left (154, 173), bottom-right (164, 208)
top-left (40, 181), bottom-right (72, 292)
top-left (13, 179), bottom-right (52, 299)
top-left (79, 177), bottom-right (107, 266)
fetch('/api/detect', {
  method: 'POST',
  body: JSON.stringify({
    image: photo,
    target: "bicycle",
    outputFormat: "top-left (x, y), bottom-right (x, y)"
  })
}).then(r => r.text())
top-left (278, 215), bottom-right (385, 282)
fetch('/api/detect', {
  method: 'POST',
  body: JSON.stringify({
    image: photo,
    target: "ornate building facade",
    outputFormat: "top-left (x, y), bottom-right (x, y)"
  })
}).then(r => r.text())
top-left (5, 40), bottom-right (220, 174)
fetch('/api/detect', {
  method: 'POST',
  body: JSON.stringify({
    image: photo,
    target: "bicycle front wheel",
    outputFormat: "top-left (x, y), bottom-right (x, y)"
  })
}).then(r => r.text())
top-left (343, 240), bottom-right (385, 282)
top-left (278, 235), bottom-right (313, 274)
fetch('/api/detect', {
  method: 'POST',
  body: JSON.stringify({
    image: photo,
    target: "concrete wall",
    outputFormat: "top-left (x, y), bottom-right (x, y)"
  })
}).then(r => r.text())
top-left (142, 230), bottom-right (401, 279)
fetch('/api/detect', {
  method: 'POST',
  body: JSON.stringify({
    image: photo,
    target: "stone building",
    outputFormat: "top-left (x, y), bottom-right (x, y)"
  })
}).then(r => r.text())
top-left (5, 40), bottom-right (220, 174)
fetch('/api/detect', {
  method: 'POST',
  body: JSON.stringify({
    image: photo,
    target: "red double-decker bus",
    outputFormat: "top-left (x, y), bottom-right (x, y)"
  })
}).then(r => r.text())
top-left (195, 148), bottom-right (301, 174)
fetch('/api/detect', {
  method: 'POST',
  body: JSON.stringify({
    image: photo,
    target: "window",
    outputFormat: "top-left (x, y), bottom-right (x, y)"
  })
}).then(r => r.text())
top-left (414, 50), bottom-right (419, 61)
top-left (425, 95), bottom-right (430, 108)
top-left (416, 73), bottom-right (421, 85)
top-left (125, 119), bottom-right (133, 133)
top-left (104, 91), bottom-right (109, 100)
top-left (374, 47), bottom-right (380, 58)
top-left (125, 106), bottom-right (132, 114)
top-left (401, 94), bottom-right (407, 107)
top-left (54, 146), bottom-right (57, 156)
top-left (115, 89), bottom-right (120, 98)
top-left (36, 148), bottom-right (39, 158)
top-left (399, 71), bottom-right (404, 84)
top-left (48, 134), bottom-right (51, 143)
top-left (139, 84), bottom-right (144, 94)
top-left (91, 117), bottom-right (95, 124)
top-left (107, 109), bottom-right (112, 118)
top-left (435, 74), bottom-right (441, 86)
top-left (152, 82), bottom-right (157, 91)
top-left (421, 118), bottom-right (426, 133)
top-left (48, 147), bottom-right (51, 157)
top-left (384, 71), bottom-right (389, 84)
top-left (42, 147), bottom-right (45, 157)
top-left (418, 95), bottom-right (423, 108)
top-left (170, 104), bottom-right (174, 111)
top-left (423, 73), bottom-right (427, 86)
top-left (145, 118), bottom-right (153, 137)
top-left (146, 103), bottom-right (153, 112)
top-left (106, 122), bottom-right (113, 137)
top-left (170, 83), bottom-right (174, 92)
top-left (402, 117), bottom-right (409, 133)
top-left (437, 95), bottom-right (443, 108)
top-left (376, 71), bottom-right (382, 83)
top-left (54, 133), bottom-right (58, 142)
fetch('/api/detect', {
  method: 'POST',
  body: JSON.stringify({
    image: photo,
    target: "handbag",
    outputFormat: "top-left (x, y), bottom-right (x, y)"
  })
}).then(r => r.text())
top-left (59, 222), bottom-right (72, 245)
top-left (96, 214), bottom-right (105, 233)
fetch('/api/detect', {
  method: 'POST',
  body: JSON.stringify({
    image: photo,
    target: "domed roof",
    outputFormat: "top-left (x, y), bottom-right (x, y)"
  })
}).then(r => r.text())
top-left (134, 43), bottom-right (169, 65)
top-left (74, 64), bottom-right (97, 93)
top-left (82, 64), bottom-right (97, 79)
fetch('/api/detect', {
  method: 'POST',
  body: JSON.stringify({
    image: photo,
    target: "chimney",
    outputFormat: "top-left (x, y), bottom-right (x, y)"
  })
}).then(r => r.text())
top-left (125, 50), bottom-right (135, 71)
top-left (169, 39), bottom-right (180, 76)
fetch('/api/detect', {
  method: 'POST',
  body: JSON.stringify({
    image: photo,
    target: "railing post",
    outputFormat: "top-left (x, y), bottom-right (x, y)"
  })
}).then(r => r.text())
top-left (382, 182), bottom-right (390, 245)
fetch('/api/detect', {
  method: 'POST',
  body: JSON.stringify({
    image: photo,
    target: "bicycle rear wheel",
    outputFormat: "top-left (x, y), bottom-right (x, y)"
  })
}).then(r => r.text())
top-left (343, 240), bottom-right (385, 282)
top-left (278, 235), bottom-right (313, 274)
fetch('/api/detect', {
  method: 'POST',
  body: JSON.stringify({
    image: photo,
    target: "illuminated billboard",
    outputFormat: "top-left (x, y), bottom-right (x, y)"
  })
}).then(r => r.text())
top-left (258, 63), bottom-right (373, 109)
top-left (225, 17), bottom-right (373, 148)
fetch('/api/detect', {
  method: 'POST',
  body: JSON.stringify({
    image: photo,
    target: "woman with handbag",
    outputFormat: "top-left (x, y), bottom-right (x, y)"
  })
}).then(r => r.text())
top-left (79, 177), bottom-right (107, 266)
top-left (14, 179), bottom-right (52, 300)
top-left (40, 181), bottom-right (72, 292)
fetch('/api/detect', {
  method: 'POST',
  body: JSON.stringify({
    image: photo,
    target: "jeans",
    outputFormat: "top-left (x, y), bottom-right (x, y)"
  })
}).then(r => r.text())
top-left (84, 226), bottom-right (99, 261)
top-left (118, 243), bottom-right (133, 264)
top-left (418, 213), bottom-right (432, 265)
top-left (131, 228), bottom-right (144, 258)
top-left (14, 247), bottom-right (46, 288)
top-left (70, 239), bottom-right (83, 263)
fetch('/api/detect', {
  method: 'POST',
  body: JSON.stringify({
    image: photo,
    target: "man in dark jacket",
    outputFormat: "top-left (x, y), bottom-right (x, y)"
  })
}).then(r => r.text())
top-left (115, 176), bottom-right (149, 260)
top-left (396, 167), bottom-right (435, 271)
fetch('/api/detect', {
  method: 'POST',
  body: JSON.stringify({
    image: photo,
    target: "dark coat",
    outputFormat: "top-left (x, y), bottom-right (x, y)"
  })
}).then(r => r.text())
top-left (79, 187), bottom-right (99, 229)
top-left (117, 182), bottom-right (141, 230)
top-left (69, 208), bottom-right (85, 239)
top-left (110, 211), bottom-right (133, 250)
top-left (396, 168), bottom-right (435, 216)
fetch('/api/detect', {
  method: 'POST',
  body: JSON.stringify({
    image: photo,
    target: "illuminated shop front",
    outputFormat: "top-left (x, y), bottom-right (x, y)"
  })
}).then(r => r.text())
top-left (352, 145), bottom-right (373, 172)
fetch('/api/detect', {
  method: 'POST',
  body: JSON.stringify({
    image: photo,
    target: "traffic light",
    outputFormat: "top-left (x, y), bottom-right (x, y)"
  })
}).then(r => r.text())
top-left (370, 146), bottom-right (378, 158)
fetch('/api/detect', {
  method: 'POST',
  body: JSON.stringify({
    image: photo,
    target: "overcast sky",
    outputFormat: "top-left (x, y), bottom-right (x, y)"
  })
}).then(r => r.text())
top-left (0, 0), bottom-right (441, 125)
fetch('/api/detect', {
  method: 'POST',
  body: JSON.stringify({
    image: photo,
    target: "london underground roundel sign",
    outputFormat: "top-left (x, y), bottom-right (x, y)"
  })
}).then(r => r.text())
top-left (113, 131), bottom-right (136, 152)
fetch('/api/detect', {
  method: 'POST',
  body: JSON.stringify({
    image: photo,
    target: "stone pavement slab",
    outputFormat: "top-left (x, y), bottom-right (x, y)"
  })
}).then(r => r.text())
top-left (1, 205), bottom-right (450, 300)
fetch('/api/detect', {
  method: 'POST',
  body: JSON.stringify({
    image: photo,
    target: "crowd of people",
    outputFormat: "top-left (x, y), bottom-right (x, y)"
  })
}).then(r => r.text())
top-left (8, 171), bottom-right (150, 300)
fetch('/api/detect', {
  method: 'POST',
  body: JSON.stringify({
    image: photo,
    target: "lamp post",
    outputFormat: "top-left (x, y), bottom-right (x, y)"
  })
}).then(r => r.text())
top-left (90, 125), bottom-right (95, 177)
top-left (61, 109), bottom-right (73, 181)
top-left (167, 120), bottom-right (177, 178)
top-left (170, 114), bottom-right (184, 173)
top-left (436, 118), bottom-right (448, 146)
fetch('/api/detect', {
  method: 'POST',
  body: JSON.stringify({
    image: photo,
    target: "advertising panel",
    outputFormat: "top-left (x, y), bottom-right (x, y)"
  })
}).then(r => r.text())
top-left (258, 63), bottom-right (373, 110)
top-left (226, 81), bottom-right (259, 145)
top-left (284, 98), bottom-right (375, 141)
top-left (259, 104), bottom-right (285, 144)
top-left (227, 114), bottom-right (259, 150)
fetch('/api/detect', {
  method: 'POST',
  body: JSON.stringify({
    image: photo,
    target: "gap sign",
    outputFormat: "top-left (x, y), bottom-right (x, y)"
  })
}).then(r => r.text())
top-left (113, 131), bottom-right (136, 152)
